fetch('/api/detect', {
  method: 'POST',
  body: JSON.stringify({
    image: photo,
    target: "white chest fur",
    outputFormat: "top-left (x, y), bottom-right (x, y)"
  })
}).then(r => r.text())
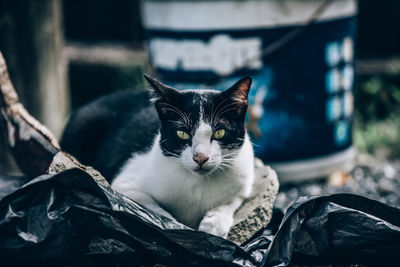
top-left (111, 133), bottom-right (254, 229)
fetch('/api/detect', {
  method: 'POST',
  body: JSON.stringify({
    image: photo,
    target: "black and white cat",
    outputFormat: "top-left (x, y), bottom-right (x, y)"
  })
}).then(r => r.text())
top-left (61, 75), bottom-right (254, 238)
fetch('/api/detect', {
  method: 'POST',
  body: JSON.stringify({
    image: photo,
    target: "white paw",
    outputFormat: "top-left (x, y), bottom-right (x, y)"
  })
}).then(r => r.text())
top-left (198, 211), bottom-right (233, 238)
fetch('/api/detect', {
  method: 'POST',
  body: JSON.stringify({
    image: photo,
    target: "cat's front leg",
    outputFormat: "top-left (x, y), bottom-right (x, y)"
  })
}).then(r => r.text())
top-left (198, 197), bottom-right (243, 238)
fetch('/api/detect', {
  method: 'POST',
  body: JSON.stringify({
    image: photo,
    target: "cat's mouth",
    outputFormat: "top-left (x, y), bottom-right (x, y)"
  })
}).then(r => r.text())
top-left (193, 167), bottom-right (213, 175)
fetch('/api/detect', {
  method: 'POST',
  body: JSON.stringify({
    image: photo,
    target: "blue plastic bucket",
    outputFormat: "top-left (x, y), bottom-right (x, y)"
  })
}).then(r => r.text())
top-left (142, 0), bottom-right (357, 182)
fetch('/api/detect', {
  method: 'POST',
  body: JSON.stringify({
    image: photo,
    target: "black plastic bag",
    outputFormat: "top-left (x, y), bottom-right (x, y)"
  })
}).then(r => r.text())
top-left (1, 168), bottom-right (400, 266)
top-left (245, 194), bottom-right (400, 266)
top-left (0, 174), bottom-right (28, 200)
top-left (0, 168), bottom-right (255, 267)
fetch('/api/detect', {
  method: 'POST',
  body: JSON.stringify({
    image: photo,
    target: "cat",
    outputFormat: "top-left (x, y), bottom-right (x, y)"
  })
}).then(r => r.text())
top-left (60, 75), bottom-right (255, 238)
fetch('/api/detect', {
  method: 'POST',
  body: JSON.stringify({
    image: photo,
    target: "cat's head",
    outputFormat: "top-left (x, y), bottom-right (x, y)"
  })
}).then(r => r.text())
top-left (144, 75), bottom-right (252, 176)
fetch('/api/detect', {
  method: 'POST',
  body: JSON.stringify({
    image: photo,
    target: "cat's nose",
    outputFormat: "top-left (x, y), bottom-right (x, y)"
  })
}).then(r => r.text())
top-left (193, 153), bottom-right (209, 166)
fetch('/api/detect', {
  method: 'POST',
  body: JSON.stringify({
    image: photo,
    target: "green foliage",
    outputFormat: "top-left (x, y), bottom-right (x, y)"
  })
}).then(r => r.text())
top-left (355, 76), bottom-right (400, 122)
top-left (354, 116), bottom-right (400, 157)
top-left (354, 75), bottom-right (400, 157)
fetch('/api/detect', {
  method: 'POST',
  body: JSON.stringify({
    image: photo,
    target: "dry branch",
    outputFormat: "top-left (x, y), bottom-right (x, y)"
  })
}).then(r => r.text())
top-left (0, 51), bottom-right (109, 186)
top-left (0, 52), bottom-right (60, 177)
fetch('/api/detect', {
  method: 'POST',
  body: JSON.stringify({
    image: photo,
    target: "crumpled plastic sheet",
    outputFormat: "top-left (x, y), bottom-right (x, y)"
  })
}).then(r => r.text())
top-left (1, 168), bottom-right (400, 266)
top-left (245, 194), bottom-right (400, 266)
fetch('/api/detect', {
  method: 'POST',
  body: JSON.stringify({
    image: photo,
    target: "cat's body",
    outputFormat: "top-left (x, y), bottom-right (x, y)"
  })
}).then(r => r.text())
top-left (61, 76), bottom-right (254, 237)
top-left (61, 90), bottom-right (161, 181)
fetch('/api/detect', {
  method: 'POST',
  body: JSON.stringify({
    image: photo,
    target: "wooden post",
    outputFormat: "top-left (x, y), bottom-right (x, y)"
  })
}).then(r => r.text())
top-left (0, 0), bottom-right (68, 174)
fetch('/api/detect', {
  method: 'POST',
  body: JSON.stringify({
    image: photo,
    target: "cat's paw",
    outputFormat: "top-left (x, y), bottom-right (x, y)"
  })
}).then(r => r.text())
top-left (198, 210), bottom-right (233, 238)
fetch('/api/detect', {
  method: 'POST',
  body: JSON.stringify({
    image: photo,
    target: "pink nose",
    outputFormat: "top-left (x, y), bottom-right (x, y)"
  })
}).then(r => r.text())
top-left (193, 153), bottom-right (209, 166)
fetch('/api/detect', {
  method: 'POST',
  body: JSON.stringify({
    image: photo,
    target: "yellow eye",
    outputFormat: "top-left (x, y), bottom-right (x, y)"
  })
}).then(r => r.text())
top-left (177, 130), bottom-right (190, 140)
top-left (213, 129), bottom-right (225, 139)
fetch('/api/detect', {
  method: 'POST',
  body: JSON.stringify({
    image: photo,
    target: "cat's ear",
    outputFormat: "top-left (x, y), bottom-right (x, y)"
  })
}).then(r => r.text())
top-left (223, 76), bottom-right (252, 106)
top-left (144, 74), bottom-right (180, 102)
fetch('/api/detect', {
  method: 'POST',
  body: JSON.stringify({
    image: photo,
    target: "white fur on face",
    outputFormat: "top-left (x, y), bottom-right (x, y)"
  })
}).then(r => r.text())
top-left (181, 121), bottom-right (222, 174)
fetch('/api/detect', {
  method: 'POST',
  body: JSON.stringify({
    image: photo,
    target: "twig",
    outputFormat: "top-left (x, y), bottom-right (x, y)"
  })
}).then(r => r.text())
top-left (0, 51), bottom-right (60, 177)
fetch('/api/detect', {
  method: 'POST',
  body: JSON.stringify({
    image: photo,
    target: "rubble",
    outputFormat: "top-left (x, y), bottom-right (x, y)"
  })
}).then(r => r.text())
top-left (228, 159), bottom-right (279, 245)
top-left (275, 152), bottom-right (400, 211)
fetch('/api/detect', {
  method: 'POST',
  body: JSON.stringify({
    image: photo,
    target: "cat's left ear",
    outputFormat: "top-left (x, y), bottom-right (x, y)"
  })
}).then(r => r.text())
top-left (144, 74), bottom-right (180, 102)
top-left (223, 76), bottom-right (252, 106)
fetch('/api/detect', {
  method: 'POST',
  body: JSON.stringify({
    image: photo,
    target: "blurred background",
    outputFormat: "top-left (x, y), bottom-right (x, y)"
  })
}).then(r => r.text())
top-left (0, 0), bottom-right (399, 205)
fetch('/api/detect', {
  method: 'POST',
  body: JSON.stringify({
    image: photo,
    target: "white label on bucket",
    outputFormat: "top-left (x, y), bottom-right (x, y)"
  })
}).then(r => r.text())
top-left (149, 34), bottom-right (262, 75)
top-left (142, 0), bottom-right (357, 30)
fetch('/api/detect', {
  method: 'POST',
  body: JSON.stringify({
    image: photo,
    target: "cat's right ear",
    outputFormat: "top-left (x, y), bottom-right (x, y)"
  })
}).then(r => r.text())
top-left (144, 74), bottom-right (179, 103)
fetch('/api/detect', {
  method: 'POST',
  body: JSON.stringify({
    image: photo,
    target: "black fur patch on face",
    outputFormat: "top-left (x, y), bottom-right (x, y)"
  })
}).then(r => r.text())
top-left (144, 75), bottom-right (252, 157)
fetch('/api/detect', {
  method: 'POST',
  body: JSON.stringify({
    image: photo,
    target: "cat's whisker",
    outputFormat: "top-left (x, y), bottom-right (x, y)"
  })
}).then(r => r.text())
top-left (235, 137), bottom-right (259, 147)
top-left (211, 98), bottom-right (231, 126)
top-left (210, 103), bottom-right (215, 124)
top-left (162, 103), bottom-right (191, 127)
top-left (221, 155), bottom-right (237, 160)
top-left (218, 162), bottom-right (232, 169)
top-left (222, 150), bottom-right (241, 158)
top-left (250, 142), bottom-right (261, 148)
top-left (163, 107), bottom-right (185, 120)
top-left (161, 148), bottom-right (181, 158)
top-left (215, 166), bottom-right (224, 176)
top-left (168, 120), bottom-right (187, 127)
top-left (215, 98), bottom-right (229, 111)
top-left (221, 156), bottom-right (238, 162)
top-left (221, 156), bottom-right (237, 162)
top-left (212, 98), bottom-right (228, 119)
top-left (213, 102), bottom-right (237, 122)
top-left (214, 107), bottom-right (239, 122)
top-left (183, 166), bottom-right (197, 176)
top-left (213, 108), bottom-right (237, 125)
top-left (161, 103), bottom-right (182, 115)
top-left (168, 153), bottom-right (181, 158)
top-left (218, 164), bottom-right (230, 170)
top-left (214, 164), bottom-right (226, 173)
top-left (221, 157), bottom-right (237, 162)
top-left (221, 157), bottom-right (238, 165)
top-left (160, 139), bottom-right (167, 144)
top-left (163, 107), bottom-right (189, 126)
top-left (217, 101), bottom-right (237, 114)
top-left (237, 137), bottom-right (261, 148)
top-left (221, 155), bottom-right (236, 162)
top-left (228, 151), bottom-right (240, 156)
